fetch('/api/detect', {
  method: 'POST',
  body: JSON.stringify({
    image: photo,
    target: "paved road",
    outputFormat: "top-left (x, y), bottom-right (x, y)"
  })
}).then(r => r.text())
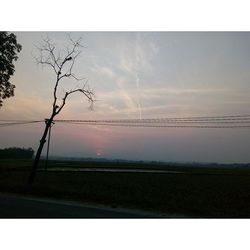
top-left (0, 194), bottom-right (160, 218)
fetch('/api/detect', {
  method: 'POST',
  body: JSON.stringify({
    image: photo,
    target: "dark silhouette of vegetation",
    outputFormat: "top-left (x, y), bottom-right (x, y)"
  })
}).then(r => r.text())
top-left (2, 159), bottom-right (250, 217)
top-left (28, 35), bottom-right (94, 186)
top-left (0, 147), bottom-right (34, 159)
top-left (0, 32), bottom-right (22, 107)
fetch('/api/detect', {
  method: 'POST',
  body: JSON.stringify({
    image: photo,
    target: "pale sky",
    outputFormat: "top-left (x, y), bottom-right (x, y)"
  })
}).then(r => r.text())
top-left (1, 32), bottom-right (250, 163)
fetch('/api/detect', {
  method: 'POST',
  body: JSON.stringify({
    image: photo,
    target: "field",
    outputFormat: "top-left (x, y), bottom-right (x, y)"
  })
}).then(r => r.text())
top-left (1, 159), bottom-right (250, 217)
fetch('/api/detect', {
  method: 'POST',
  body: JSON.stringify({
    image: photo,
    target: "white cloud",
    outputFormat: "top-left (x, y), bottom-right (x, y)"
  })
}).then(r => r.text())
top-left (90, 64), bottom-right (116, 79)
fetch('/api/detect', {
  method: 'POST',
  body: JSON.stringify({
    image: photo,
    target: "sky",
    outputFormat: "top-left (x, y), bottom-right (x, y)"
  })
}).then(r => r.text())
top-left (1, 32), bottom-right (250, 163)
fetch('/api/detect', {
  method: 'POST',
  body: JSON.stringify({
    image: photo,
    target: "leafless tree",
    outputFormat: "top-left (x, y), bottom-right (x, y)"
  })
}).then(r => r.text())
top-left (28, 35), bottom-right (94, 186)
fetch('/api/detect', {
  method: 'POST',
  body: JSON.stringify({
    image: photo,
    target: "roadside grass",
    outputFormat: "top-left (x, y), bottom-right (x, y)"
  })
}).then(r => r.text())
top-left (1, 159), bottom-right (250, 217)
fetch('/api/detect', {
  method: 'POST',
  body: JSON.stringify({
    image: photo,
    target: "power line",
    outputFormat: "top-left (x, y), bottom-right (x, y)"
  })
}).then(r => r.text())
top-left (53, 116), bottom-right (250, 123)
top-left (53, 115), bottom-right (250, 128)
top-left (0, 121), bottom-right (43, 127)
top-left (55, 120), bottom-right (250, 124)
top-left (0, 120), bottom-right (42, 122)
top-left (2, 114), bottom-right (250, 128)
top-left (3, 114), bottom-right (250, 123)
top-left (67, 122), bottom-right (250, 129)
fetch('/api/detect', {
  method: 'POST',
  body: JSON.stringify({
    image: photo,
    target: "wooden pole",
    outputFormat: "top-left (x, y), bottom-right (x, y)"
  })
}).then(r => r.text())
top-left (45, 122), bottom-right (53, 170)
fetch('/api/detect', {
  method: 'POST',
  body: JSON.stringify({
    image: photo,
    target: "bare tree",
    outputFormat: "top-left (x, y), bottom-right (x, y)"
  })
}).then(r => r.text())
top-left (28, 35), bottom-right (94, 186)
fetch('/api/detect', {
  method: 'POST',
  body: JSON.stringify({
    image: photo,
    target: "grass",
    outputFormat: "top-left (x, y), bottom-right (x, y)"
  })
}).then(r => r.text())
top-left (1, 159), bottom-right (250, 217)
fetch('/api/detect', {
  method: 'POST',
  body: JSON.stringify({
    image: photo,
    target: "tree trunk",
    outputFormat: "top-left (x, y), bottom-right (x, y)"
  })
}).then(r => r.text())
top-left (27, 118), bottom-right (53, 186)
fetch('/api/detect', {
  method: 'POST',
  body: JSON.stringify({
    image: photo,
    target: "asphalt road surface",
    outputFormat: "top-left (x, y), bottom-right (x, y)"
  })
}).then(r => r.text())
top-left (0, 194), bottom-right (160, 218)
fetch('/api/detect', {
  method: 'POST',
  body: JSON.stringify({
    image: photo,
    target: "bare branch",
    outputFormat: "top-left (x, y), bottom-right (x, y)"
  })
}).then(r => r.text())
top-left (58, 51), bottom-right (82, 81)
top-left (34, 34), bottom-right (92, 116)
top-left (71, 74), bottom-right (85, 81)
top-left (56, 84), bottom-right (94, 115)
top-left (33, 43), bottom-right (58, 75)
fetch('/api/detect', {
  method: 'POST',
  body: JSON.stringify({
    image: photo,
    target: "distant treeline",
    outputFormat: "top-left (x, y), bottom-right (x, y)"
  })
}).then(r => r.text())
top-left (0, 147), bottom-right (34, 159)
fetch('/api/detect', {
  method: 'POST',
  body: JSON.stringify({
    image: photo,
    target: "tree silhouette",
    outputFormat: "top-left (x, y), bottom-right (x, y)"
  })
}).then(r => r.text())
top-left (0, 147), bottom-right (34, 159)
top-left (0, 32), bottom-right (22, 107)
top-left (28, 35), bottom-right (94, 185)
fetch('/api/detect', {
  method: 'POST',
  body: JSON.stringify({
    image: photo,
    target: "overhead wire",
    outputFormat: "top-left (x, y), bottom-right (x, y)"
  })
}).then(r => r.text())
top-left (67, 122), bottom-right (250, 129)
top-left (53, 115), bottom-right (250, 123)
top-left (2, 114), bottom-right (250, 128)
top-left (0, 120), bottom-right (43, 127)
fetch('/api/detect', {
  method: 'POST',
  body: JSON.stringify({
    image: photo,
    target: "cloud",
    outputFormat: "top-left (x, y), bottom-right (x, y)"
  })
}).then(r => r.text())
top-left (119, 34), bottom-right (158, 75)
top-left (139, 86), bottom-right (232, 97)
top-left (90, 64), bottom-right (116, 79)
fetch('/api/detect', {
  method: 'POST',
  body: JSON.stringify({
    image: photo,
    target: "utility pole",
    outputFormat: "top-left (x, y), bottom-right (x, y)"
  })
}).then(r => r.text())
top-left (45, 119), bottom-right (54, 171)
